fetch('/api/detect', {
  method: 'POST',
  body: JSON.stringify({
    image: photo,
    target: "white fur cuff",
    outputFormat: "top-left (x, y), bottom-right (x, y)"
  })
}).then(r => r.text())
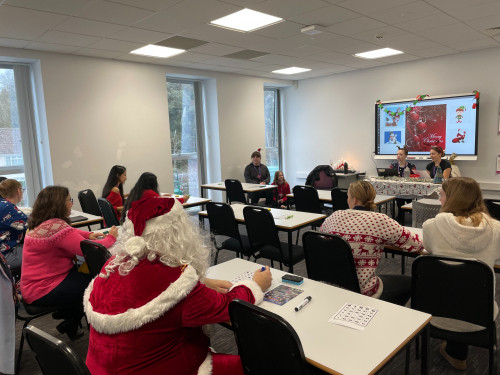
top-left (230, 280), bottom-right (264, 305)
top-left (197, 352), bottom-right (213, 375)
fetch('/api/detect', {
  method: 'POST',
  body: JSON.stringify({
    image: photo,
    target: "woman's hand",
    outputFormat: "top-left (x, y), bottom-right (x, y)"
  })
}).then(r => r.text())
top-left (162, 193), bottom-right (173, 197)
top-left (260, 182), bottom-right (266, 185)
top-left (117, 206), bottom-right (124, 213)
top-left (88, 232), bottom-right (104, 240)
top-left (108, 226), bottom-right (119, 239)
top-left (253, 266), bottom-right (272, 291)
top-left (204, 278), bottom-right (233, 293)
top-left (182, 195), bottom-right (190, 202)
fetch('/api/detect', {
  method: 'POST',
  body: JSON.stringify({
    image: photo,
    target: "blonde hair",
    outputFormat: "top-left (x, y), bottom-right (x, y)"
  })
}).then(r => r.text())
top-left (0, 179), bottom-right (21, 199)
top-left (272, 170), bottom-right (287, 186)
top-left (348, 181), bottom-right (376, 210)
top-left (441, 177), bottom-right (489, 227)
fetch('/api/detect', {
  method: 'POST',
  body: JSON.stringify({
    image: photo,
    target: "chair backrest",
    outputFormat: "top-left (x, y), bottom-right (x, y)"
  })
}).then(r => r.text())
top-left (412, 201), bottom-right (441, 228)
top-left (313, 170), bottom-right (334, 190)
top-left (97, 198), bottom-right (119, 227)
top-left (302, 231), bottom-right (360, 293)
top-left (24, 326), bottom-right (91, 375)
top-left (292, 185), bottom-right (322, 214)
top-left (243, 206), bottom-right (281, 251)
top-left (229, 299), bottom-right (309, 375)
top-left (225, 179), bottom-right (247, 205)
top-left (412, 255), bottom-right (494, 329)
top-left (331, 188), bottom-right (349, 212)
top-left (80, 240), bottom-right (111, 278)
top-left (206, 202), bottom-right (246, 248)
top-left (484, 199), bottom-right (500, 221)
top-left (77, 189), bottom-right (102, 217)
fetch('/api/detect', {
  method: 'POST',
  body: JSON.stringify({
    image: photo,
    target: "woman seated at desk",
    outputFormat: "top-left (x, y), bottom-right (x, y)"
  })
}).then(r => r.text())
top-left (102, 165), bottom-right (127, 222)
top-left (423, 177), bottom-right (500, 370)
top-left (320, 181), bottom-right (423, 306)
top-left (389, 146), bottom-right (416, 223)
top-left (426, 146), bottom-right (451, 179)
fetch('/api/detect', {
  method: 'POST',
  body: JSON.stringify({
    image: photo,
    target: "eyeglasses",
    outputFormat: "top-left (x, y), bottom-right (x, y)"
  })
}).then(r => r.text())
top-left (67, 198), bottom-right (74, 203)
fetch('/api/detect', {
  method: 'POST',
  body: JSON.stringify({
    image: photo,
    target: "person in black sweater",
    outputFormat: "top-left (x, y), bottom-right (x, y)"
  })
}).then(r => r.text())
top-left (244, 151), bottom-right (273, 205)
top-left (390, 146), bottom-right (416, 224)
top-left (426, 146), bottom-right (451, 179)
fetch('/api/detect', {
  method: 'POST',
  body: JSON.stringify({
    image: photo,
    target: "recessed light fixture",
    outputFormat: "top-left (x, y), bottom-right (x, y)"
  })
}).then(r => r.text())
top-left (131, 45), bottom-right (185, 58)
top-left (272, 67), bottom-right (311, 75)
top-left (355, 48), bottom-right (403, 59)
top-left (211, 8), bottom-right (282, 32)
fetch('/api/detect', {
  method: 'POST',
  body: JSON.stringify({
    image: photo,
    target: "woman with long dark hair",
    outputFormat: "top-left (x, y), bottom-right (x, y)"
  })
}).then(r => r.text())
top-left (21, 186), bottom-right (118, 340)
top-left (102, 165), bottom-right (127, 221)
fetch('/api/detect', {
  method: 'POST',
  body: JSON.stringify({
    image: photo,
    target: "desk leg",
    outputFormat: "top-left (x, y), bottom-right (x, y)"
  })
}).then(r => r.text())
top-left (392, 199), bottom-right (396, 219)
top-left (401, 255), bottom-right (406, 275)
top-left (288, 231), bottom-right (293, 273)
top-left (421, 324), bottom-right (430, 375)
top-left (201, 187), bottom-right (205, 199)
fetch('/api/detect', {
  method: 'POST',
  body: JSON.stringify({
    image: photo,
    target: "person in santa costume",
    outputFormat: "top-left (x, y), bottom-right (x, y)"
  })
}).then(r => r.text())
top-left (84, 197), bottom-right (272, 375)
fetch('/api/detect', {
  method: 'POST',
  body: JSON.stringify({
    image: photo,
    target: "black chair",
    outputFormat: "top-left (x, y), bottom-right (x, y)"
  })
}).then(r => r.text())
top-left (302, 231), bottom-right (360, 293)
top-left (24, 326), bottom-right (91, 375)
top-left (78, 189), bottom-right (104, 230)
top-left (292, 185), bottom-right (325, 245)
top-left (409, 255), bottom-right (497, 375)
top-left (80, 240), bottom-right (111, 278)
top-left (243, 206), bottom-right (304, 272)
top-left (229, 299), bottom-right (312, 375)
top-left (485, 199), bottom-right (500, 221)
top-left (331, 188), bottom-right (349, 212)
top-left (206, 202), bottom-right (262, 264)
top-left (97, 198), bottom-right (119, 227)
top-left (224, 179), bottom-right (248, 205)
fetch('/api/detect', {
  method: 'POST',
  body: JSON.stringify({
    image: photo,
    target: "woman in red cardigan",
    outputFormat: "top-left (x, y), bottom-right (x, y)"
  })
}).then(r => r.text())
top-left (102, 165), bottom-right (127, 221)
top-left (21, 186), bottom-right (118, 340)
top-left (271, 170), bottom-right (292, 209)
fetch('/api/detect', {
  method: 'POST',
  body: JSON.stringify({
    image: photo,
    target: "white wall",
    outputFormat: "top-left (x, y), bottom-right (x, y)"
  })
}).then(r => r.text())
top-left (283, 46), bottom-right (500, 197)
top-left (0, 47), bottom-right (291, 208)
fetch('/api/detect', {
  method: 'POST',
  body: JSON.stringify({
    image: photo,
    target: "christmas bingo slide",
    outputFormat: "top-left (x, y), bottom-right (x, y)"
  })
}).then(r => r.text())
top-left (264, 285), bottom-right (304, 306)
top-left (377, 96), bottom-right (477, 155)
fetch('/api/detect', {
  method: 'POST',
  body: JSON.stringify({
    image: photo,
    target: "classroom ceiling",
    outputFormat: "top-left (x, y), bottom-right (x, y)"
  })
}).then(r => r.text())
top-left (0, 0), bottom-right (499, 80)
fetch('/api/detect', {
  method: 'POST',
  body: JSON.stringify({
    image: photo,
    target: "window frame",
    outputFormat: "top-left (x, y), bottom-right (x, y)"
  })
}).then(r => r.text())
top-left (264, 87), bottom-right (282, 172)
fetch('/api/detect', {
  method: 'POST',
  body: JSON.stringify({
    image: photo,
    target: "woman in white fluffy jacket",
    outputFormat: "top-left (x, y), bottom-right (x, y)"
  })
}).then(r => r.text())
top-left (423, 177), bottom-right (500, 370)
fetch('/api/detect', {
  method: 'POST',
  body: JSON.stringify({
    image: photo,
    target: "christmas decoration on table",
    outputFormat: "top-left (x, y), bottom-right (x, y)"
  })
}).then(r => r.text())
top-left (331, 158), bottom-right (352, 171)
top-left (376, 94), bottom-right (429, 117)
top-left (449, 153), bottom-right (462, 177)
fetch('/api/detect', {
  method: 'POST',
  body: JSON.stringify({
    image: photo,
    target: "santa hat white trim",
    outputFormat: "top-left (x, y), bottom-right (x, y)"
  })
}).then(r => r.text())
top-left (197, 352), bottom-right (213, 375)
top-left (83, 265), bottom-right (199, 334)
top-left (230, 280), bottom-right (264, 305)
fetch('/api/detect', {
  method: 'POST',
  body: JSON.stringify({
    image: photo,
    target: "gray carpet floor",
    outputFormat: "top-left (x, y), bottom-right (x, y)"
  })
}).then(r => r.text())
top-left (5, 209), bottom-right (498, 375)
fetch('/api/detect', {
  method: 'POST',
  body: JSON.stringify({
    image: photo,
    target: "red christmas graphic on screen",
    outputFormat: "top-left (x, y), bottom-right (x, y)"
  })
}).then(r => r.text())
top-left (452, 129), bottom-right (466, 143)
top-left (455, 106), bottom-right (466, 123)
top-left (405, 104), bottom-right (446, 152)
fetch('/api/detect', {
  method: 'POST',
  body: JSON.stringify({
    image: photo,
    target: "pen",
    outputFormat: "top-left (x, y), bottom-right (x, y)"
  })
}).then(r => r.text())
top-left (261, 266), bottom-right (266, 271)
top-left (295, 296), bottom-right (312, 312)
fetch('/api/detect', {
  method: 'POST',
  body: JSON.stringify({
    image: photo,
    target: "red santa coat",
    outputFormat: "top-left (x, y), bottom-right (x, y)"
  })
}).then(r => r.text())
top-left (84, 258), bottom-right (264, 375)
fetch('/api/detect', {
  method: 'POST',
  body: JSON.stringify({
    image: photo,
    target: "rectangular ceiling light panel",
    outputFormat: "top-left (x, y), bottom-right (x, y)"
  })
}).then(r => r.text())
top-left (355, 48), bottom-right (403, 59)
top-left (272, 67), bottom-right (311, 75)
top-left (131, 45), bottom-right (185, 58)
top-left (211, 8), bottom-right (282, 32)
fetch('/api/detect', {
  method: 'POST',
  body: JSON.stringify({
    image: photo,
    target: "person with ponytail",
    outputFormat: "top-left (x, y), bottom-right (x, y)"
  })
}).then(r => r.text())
top-left (320, 181), bottom-right (423, 306)
top-left (102, 165), bottom-right (127, 221)
top-left (426, 146), bottom-right (451, 179)
top-left (423, 177), bottom-right (500, 370)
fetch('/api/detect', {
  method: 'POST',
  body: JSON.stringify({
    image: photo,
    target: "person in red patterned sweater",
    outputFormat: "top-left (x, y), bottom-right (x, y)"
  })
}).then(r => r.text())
top-left (320, 181), bottom-right (423, 306)
top-left (271, 170), bottom-right (293, 209)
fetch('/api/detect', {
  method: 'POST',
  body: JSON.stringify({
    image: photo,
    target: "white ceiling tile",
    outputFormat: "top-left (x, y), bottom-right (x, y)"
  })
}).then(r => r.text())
top-left (448, 2), bottom-right (500, 21)
top-left (230, 60), bottom-right (268, 69)
top-left (295, 61), bottom-right (336, 69)
top-left (185, 62), bottom-right (222, 71)
top-left (336, 42), bottom-right (382, 55)
top-left (466, 14), bottom-right (500, 32)
top-left (281, 31), bottom-right (341, 48)
top-left (336, 0), bottom-right (418, 15)
top-left (36, 30), bottom-right (101, 47)
top-left (349, 26), bottom-right (408, 44)
top-left (133, 11), bottom-right (205, 34)
top-left (106, 0), bottom-right (183, 12)
top-left (291, 4), bottom-right (360, 27)
top-left (416, 23), bottom-right (489, 45)
top-left (0, 37), bottom-right (31, 48)
top-left (251, 63), bottom-right (288, 72)
top-left (0, 6), bottom-right (68, 40)
top-left (4, 0), bottom-right (93, 15)
top-left (203, 65), bottom-right (243, 72)
top-left (87, 38), bottom-right (144, 52)
top-left (150, 57), bottom-right (193, 66)
top-left (189, 43), bottom-right (243, 56)
top-left (448, 38), bottom-right (499, 51)
top-left (252, 39), bottom-right (304, 53)
top-left (314, 35), bottom-right (367, 50)
top-left (54, 17), bottom-right (126, 37)
top-left (377, 52), bottom-right (420, 63)
top-left (235, 69), bottom-right (268, 76)
top-left (200, 57), bottom-right (242, 66)
top-left (327, 54), bottom-right (364, 65)
top-left (252, 54), bottom-right (300, 65)
top-left (221, 0), bottom-right (266, 6)
top-left (306, 50), bottom-right (349, 61)
top-left (253, 21), bottom-right (302, 40)
top-left (394, 13), bottom-right (460, 33)
top-left (73, 48), bottom-right (124, 58)
top-left (369, 2), bottom-right (442, 24)
top-left (311, 64), bottom-right (358, 73)
top-left (25, 41), bottom-right (81, 53)
top-left (281, 45), bottom-right (329, 57)
top-left (169, 51), bottom-right (214, 62)
top-left (340, 58), bottom-right (387, 68)
top-left (410, 45), bottom-right (458, 58)
top-left (107, 27), bottom-right (172, 43)
top-left (376, 33), bottom-right (427, 49)
top-left (325, 16), bottom-right (387, 36)
top-left (250, 0), bottom-right (331, 19)
top-left (402, 40), bottom-right (442, 51)
top-left (425, 0), bottom-right (497, 12)
top-left (76, 1), bottom-right (155, 26)
top-left (114, 54), bottom-right (155, 62)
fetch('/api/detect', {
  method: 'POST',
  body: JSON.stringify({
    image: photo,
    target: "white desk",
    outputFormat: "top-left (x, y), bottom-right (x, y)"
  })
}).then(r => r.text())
top-left (401, 199), bottom-right (441, 211)
top-left (161, 194), bottom-right (212, 209)
top-left (69, 210), bottom-right (103, 228)
top-left (200, 182), bottom-right (277, 204)
top-left (199, 204), bottom-right (326, 273)
top-left (208, 258), bottom-right (431, 375)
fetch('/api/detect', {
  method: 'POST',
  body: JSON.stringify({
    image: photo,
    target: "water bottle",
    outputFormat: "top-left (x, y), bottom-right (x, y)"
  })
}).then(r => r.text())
top-left (433, 166), bottom-right (443, 183)
top-left (344, 162), bottom-right (348, 174)
top-left (404, 168), bottom-right (410, 180)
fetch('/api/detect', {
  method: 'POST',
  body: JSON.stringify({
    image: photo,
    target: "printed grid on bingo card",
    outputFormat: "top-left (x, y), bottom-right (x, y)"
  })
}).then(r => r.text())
top-left (231, 271), bottom-right (254, 284)
top-left (328, 303), bottom-right (378, 331)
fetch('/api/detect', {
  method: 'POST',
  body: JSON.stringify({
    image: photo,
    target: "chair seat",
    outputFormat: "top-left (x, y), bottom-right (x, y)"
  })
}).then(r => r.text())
top-left (221, 235), bottom-right (262, 256)
top-left (23, 301), bottom-right (59, 316)
top-left (430, 324), bottom-right (494, 349)
top-left (259, 243), bottom-right (304, 264)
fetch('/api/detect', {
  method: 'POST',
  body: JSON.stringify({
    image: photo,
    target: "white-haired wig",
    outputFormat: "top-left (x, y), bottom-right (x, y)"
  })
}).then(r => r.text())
top-left (101, 199), bottom-right (212, 280)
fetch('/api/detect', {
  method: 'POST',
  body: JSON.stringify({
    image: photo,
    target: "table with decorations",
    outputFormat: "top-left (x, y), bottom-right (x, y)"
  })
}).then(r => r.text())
top-left (366, 177), bottom-right (441, 197)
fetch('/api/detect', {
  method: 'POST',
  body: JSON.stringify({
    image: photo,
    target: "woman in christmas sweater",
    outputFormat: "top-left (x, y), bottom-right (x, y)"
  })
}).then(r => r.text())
top-left (85, 197), bottom-right (272, 375)
top-left (271, 171), bottom-right (293, 209)
top-left (423, 177), bottom-right (500, 370)
top-left (426, 146), bottom-right (451, 179)
top-left (20, 186), bottom-right (118, 340)
top-left (320, 181), bottom-right (423, 306)
top-left (102, 165), bottom-right (127, 222)
top-left (389, 146), bottom-right (416, 223)
top-left (0, 179), bottom-right (28, 268)
top-left (120, 172), bottom-right (189, 222)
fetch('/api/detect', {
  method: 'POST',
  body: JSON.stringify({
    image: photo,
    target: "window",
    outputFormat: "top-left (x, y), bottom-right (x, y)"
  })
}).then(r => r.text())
top-left (264, 88), bottom-right (281, 177)
top-left (167, 79), bottom-right (206, 197)
top-left (5, 155), bottom-right (23, 166)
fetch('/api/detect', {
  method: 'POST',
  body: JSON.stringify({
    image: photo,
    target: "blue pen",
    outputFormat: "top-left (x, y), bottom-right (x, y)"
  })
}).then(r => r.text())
top-left (261, 266), bottom-right (266, 271)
